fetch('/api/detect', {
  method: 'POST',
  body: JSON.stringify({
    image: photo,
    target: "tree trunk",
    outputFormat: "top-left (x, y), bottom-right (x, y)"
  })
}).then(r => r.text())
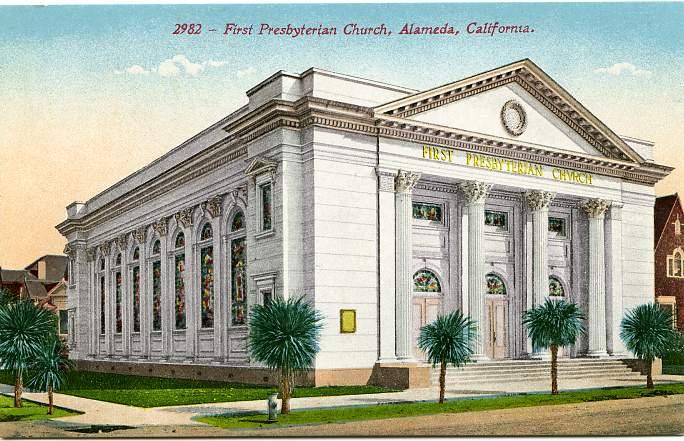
top-left (48, 386), bottom-right (54, 415)
top-left (646, 359), bottom-right (654, 389)
top-left (280, 370), bottom-right (290, 414)
top-left (551, 345), bottom-right (559, 395)
top-left (439, 360), bottom-right (447, 404)
top-left (14, 374), bottom-right (22, 408)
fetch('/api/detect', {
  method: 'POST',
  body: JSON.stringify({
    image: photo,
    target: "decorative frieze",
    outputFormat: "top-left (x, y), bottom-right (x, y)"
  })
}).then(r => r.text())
top-left (100, 241), bottom-right (111, 256)
top-left (524, 190), bottom-right (555, 211)
top-left (133, 226), bottom-right (147, 244)
top-left (459, 181), bottom-right (492, 205)
top-left (153, 217), bottom-right (168, 237)
top-left (206, 195), bottom-right (224, 218)
top-left (394, 170), bottom-right (421, 194)
top-left (580, 198), bottom-right (610, 219)
top-left (175, 207), bottom-right (194, 229)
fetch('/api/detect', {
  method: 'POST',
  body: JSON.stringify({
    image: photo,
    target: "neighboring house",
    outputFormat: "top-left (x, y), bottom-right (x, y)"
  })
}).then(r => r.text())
top-left (655, 193), bottom-right (684, 330)
top-left (0, 254), bottom-right (70, 336)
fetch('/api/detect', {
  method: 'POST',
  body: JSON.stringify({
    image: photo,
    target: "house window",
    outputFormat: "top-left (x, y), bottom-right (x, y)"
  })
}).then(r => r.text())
top-left (59, 310), bottom-right (68, 335)
top-left (174, 232), bottom-right (186, 330)
top-left (486, 273), bottom-right (507, 295)
top-left (258, 181), bottom-right (273, 233)
top-left (412, 202), bottom-right (443, 222)
top-left (413, 269), bottom-right (441, 293)
top-left (549, 276), bottom-right (565, 296)
top-left (199, 223), bottom-right (214, 329)
top-left (152, 239), bottom-right (161, 255)
top-left (263, 290), bottom-right (273, 306)
top-left (231, 211), bottom-right (245, 232)
top-left (485, 210), bottom-right (508, 231)
top-left (667, 248), bottom-right (684, 278)
top-left (675, 216), bottom-right (682, 236)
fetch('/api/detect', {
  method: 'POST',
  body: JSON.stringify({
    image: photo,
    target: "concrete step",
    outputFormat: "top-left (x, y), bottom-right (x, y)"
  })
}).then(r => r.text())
top-left (431, 364), bottom-right (634, 376)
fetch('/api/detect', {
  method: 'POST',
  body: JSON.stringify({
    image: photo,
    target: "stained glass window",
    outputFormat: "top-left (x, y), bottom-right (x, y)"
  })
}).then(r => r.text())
top-left (115, 253), bottom-right (122, 266)
top-left (413, 270), bottom-right (441, 293)
top-left (132, 266), bottom-right (140, 332)
top-left (413, 202), bottom-right (443, 222)
top-left (261, 183), bottom-right (272, 231)
top-left (175, 232), bottom-right (185, 249)
top-left (549, 217), bottom-right (566, 236)
top-left (115, 271), bottom-right (122, 333)
top-left (485, 211), bottom-right (508, 230)
top-left (231, 211), bottom-right (245, 232)
top-left (231, 237), bottom-right (246, 325)
top-left (132, 247), bottom-right (140, 261)
top-left (486, 273), bottom-right (507, 295)
top-left (152, 240), bottom-right (161, 255)
top-left (200, 223), bottom-right (213, 241)
top-left (152, 261), bottom-right (162, 331)
top-left (175, 254), bottom-right (186, 329)
top-left (549, 277), bottom-right (565, 296)
top-left (200, 246), bottom-right (214, 328)
top-left (100, 276), bottom-right (105, 335)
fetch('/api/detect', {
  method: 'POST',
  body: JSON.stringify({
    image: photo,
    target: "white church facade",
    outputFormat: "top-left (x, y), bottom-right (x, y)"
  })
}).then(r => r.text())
top-left (57, 59), bottom-right (672, 387)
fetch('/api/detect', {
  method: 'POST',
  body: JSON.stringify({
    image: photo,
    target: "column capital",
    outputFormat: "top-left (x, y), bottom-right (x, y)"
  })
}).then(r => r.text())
top-left (524, 190), bottom-right (555, 211)
top-left (395, 170), bottom-right (421, 194)
top-left (376, 169), bottom-right (397, 193)
top-left (205, 194), bottom-right (225, 218)
top-left (175, 207), bottom-right (194, 228)
top-left (153, 217), bottom-right (169, 237)
top-left (580, 198), bottom-right (610, 219)
top-left (459, 181), bottom-right (492, 205)
top-left (133, 226), bottom-right (147, 244)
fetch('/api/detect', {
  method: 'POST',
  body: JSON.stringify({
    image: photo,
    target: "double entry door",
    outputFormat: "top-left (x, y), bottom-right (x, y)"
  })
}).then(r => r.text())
top-left (484, 297), bottom-right (508, 359)
top-left (412, 295), bottom-right (442, 360)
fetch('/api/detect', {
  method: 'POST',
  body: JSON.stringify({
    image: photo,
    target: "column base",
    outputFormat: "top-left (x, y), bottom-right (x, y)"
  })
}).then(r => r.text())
top-left (586, 350), bottom-right (610, 358)
top-left (529, 351), bottom-right (551, 360)
top-left (471, 354), bottom-right (490, 362)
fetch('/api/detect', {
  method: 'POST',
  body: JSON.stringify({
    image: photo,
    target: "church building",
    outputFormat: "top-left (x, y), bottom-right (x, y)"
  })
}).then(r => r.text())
top-left (57, 59), bottom-right (672, 387)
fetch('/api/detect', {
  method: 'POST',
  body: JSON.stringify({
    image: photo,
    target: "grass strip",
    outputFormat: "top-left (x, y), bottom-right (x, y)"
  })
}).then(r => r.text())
top-left (0, 395), bottom-right (78, 422)
top-left (197, 383), bottom-right (684, 429)
top-left (1, 370), bottom-right (398, 408)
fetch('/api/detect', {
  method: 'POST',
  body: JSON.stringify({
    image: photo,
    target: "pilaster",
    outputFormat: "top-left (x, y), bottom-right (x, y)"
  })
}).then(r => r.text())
top-left (605, 202), bottom-right (625, 355)
top-left (459, 180), bottom-right (492, 358)
top-left (395, 170), bottom-right (420, 361)
top-left (377, 169), bottom-right (397, 362)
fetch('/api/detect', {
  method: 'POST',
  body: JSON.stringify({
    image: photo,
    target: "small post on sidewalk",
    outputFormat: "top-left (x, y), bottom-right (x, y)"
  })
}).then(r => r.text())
top-left (267, 392), bottom-right (278, 421)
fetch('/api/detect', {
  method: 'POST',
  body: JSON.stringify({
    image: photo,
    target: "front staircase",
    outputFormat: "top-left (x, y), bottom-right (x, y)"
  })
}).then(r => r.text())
top-left (430, 358), bottom-right (644, 388)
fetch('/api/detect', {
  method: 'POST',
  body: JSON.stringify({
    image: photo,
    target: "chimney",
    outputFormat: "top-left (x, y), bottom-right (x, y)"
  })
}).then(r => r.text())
top-left (38, 260), bottom-right (47, 280)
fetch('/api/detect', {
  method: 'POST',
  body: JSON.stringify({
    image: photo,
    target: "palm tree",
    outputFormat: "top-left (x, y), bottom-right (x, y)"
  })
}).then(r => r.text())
top-left (0, 288), bottom-right (15, 308)
top-left (417, 310), bottom-right (476, 404)
top-left (248, 296), bottom-right (324, 414)
top-left (620, 303), bottom-right (677, 388)
top-left (0, 300), bottom-right (56, 407)
top-left (27, 334), bottom-right (72, 414)
top-left (522, 299), bottom-right (585, 395)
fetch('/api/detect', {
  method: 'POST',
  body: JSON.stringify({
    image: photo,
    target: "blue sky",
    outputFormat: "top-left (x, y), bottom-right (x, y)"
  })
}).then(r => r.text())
top-left (0, 2), bottom-right (682, 267)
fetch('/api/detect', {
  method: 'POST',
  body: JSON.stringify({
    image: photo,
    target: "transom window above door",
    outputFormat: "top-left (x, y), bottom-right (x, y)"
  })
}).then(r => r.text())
top-left (413, 269), bottom-right (441, 293)
top-left (486, 273), bottom-right (507, 295)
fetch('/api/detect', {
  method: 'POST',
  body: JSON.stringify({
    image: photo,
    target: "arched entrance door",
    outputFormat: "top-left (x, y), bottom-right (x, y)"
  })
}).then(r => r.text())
top-left (485, 273), bottom-right (509, 359)
top-left (411, 269), bottom-right (443, 360)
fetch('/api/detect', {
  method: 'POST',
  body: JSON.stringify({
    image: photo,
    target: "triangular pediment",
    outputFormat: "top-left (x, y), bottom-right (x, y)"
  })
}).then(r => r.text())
top-left (245, 157), bottom-right (277, 177)
top-left (375, 59), bottom-right (643, 163)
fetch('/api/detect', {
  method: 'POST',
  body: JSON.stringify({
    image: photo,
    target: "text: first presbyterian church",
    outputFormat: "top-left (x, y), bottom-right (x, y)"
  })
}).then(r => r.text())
top-left (57, 59), bottom-right (672, 387)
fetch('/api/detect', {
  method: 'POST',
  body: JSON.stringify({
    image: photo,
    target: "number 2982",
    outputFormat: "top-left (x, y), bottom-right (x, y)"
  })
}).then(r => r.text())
top-left (173, 24), bottom-right (202, 35)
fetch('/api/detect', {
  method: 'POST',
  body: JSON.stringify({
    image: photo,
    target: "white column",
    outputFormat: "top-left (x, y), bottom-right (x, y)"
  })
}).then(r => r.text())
top-left (459, 181), bottom-right (492, 358)
top-left (395, 170), bottom-right (421, 361)
top-left (377, 169), bottom-right (397, 362)
top-left (208, 202), bottom-right (223, 361)
top-left (119, 237), bottom-right (130, 357)
top-left (581, 198), bottom-right (610, 357)
top-left (524, 191), bottom-right (555, 308)
top-left (102, 242), bottom-right (113, 357)
top-left (606, 203), bottom-right (625, 355)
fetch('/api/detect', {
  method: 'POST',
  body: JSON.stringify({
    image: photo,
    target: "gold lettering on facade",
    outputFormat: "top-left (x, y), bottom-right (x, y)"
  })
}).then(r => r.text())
top-left (420, 146), bottom-right (594, 186)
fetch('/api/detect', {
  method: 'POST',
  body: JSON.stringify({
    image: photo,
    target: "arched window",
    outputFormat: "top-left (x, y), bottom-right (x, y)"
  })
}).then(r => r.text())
top-left (175, 232), bottom-right (185, 249)
top-left (151, 239), bottom-right (162, 332)
top-left (413, 269), bottom-right (441, 293)
top-left (231, 210), bottom-right (245, 232)
top-left (99, 258), bottom-right (105, 271)
top-left (115, 253), bottom-right (122, 266)
top-left (98, 257), bottom-right (106, 335)
top-left (152, 240), bottom-right (161, 255)
top-left (112, 254), bottom-right (122, 334)
top-left (200, 223), bottom-right (213, 241)
top-left (668, 248), bottom-right (684, 278)
top-left (549, 276), bottom-right (565, 297)
top-left (132, 247), bottom-right (139, 261)
top-left (486, 273), bottom-right (507, 295)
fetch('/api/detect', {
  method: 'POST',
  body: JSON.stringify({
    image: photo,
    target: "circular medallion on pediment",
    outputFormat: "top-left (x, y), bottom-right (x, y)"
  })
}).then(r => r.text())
top-left (500, 100), bottom-right (527, 136)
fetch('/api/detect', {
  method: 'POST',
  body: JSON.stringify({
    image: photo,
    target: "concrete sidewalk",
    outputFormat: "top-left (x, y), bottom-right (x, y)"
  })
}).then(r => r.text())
top-left (2, 372), bottom-right (683, 427)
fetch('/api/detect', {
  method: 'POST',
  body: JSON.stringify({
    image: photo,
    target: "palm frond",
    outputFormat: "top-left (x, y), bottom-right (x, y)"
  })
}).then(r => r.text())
top-left (417, 310), bottom-right (476, 368)
top-left (620, 303), bottom-right (676, 362)
top-left (248, 296), bottom-right (324, 373)
top-left (27, 334), bottom-right (72, 393)
top-left (522, 299), bottom-right (585, 352)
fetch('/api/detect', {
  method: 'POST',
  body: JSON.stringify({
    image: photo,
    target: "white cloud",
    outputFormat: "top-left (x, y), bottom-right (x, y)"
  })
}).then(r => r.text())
top-left (594, 62), bottom-right (652, 78)
top-left (115, 55), bottom-right (228, 78)
top-left (236, 66), bottom-right (257, 78)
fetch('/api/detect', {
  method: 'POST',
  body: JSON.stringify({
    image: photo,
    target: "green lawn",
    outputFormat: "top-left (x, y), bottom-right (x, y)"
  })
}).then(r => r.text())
top-left (0, 395), bottom-right (77, 422)
top-left (0, 370), bottom-right (399, 408)
top-left (198, 383), bottom-right (684, 430)
top-left (663, 364), bottom-right (684, 375)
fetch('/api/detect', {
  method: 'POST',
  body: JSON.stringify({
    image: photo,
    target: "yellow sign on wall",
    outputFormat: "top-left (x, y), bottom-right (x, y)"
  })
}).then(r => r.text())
top-left (340, 309), bottom-right (357, 334)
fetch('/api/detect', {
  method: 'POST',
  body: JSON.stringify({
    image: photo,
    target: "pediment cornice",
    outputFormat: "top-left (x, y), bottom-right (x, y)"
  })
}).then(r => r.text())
top-left (374, 59), bottom-right (643, 164)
